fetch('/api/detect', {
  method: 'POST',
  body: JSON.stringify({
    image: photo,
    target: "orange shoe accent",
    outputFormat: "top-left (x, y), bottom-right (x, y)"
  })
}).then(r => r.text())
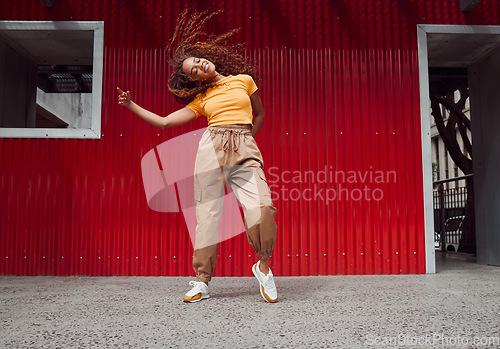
top-left (261, 285), bottom-right (278, 303)
top-left (183, 293), bottom-right (201, 302)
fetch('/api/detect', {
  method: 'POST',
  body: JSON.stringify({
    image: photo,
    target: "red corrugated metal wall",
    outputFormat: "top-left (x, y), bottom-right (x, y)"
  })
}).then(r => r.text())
top-left (1, 0), bottom-right (499, 276)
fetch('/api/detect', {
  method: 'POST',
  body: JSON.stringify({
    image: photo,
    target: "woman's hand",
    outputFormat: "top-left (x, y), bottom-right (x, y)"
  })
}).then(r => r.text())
top-left (117, 87), bottom-right (131, 107)
top-left (115, 86), bottom-right (196, 129)
top-left (250, 92), bottom-right (265, 136)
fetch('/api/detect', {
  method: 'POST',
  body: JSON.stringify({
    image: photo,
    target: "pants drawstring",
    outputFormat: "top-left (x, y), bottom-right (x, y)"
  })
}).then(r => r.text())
top-left (209, 124), bottom-right (251, 153)
top-left (221, 130), bottom-right (240, 152)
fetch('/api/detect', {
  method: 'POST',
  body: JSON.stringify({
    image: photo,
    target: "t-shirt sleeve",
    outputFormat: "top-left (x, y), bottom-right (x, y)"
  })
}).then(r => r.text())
top-left (186, 98), bottom-right (203, 118)
top-left (244, 75), bottom-right (258, 96)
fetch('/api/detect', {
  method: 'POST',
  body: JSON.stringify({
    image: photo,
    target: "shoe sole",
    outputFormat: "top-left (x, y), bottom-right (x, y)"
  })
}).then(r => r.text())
top-left (183, 294), bottom-right (210, 303)
top-left (252, 263), bottom-right (277, 303)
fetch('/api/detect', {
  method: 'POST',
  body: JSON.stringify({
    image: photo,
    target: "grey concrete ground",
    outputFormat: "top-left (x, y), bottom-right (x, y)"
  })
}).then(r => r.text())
top-left (1, 252), bottom-right (499, 348)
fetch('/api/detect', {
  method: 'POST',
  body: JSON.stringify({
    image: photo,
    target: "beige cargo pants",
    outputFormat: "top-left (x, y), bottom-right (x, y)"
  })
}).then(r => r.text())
top-left (193, 124), bottom-right (277, 283)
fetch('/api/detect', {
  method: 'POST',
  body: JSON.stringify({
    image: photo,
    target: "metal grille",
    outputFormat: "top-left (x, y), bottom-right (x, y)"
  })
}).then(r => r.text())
top-left (37, 65), bottom-right (93, 93)
top-left (433, 179), bottom-right (473, 253)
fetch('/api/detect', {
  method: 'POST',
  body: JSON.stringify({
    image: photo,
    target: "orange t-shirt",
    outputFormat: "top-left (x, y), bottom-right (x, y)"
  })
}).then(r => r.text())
top-left (186, 74), bottom-right (258, 126)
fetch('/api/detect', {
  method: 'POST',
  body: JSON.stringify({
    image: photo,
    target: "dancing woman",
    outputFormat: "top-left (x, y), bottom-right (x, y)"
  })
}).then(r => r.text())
top-left (117, 9), bottom-right (278, 303)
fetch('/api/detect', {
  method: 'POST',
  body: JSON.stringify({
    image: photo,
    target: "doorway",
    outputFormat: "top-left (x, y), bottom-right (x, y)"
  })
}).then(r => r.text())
top-left (417, 25), bottom-right (500, 273)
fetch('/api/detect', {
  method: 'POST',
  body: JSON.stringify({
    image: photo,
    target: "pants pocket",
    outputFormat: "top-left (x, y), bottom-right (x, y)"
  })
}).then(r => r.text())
top-left (256, 168), bottom-right (268, 184)
top-left (194, 188), bottom-right (202, 203)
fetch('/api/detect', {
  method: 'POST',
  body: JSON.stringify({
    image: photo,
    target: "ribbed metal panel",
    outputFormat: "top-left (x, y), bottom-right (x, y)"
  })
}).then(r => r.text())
top-left (1, 0), bottom-right (499, 276)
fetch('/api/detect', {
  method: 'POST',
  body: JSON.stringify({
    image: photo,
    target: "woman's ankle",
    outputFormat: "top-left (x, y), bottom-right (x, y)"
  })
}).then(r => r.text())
top-left (259, 259), bottom-right (270, 275)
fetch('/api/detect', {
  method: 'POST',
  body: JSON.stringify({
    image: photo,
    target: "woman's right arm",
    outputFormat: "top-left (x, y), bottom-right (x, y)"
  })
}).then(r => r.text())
top-left (117, 87), bottom-right (197, 129)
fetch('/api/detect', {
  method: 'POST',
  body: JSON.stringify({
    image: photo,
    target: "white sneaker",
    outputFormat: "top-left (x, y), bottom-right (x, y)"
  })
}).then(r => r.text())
top-left (252, 261), bottom-right (278, 303)
top-left (183, 281), bottom-right (210, 303)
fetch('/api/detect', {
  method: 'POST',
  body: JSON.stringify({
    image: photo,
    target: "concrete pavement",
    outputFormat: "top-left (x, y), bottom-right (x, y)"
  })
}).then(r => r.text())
top-left (1, 252), bottom-right (499, 348)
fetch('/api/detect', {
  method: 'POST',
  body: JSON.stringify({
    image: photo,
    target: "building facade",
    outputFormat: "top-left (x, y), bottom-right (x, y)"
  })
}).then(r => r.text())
top-left (1, 0), bottom-right (499, 276)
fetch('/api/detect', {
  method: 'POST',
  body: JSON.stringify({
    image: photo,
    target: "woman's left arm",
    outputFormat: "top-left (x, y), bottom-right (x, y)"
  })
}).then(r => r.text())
top-left (250, 92), bottom-right (265, 137)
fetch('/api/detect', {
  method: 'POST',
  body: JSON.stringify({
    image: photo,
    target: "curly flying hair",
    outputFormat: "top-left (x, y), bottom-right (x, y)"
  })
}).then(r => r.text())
top-left (166, 8), bottom-right (258, 105)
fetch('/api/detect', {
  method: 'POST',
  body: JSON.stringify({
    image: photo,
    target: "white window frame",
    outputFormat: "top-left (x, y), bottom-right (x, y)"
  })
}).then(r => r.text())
top-left (0, 21), bottom-right (104, 139)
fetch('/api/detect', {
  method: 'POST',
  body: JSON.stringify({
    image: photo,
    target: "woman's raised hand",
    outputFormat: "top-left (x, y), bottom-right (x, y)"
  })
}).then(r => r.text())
top-left (117, 87), bottom-right (131, 107)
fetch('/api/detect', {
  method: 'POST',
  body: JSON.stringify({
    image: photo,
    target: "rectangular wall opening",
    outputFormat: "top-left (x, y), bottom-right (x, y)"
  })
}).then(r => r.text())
top-left (0, 21), bottom-right (104, 139)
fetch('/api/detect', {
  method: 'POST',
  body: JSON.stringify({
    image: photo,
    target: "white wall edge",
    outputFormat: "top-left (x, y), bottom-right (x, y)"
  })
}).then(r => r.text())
top-left (0, 128), bottom-right (100, 139)
top-left (91, 23), bottom-right (104, 139)
top-left (417, 24), bottom-right (436, 274)
top-left (0, 21), bottom-right (104, 31)
top-left (416, 24), bottom-right (500, 35)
